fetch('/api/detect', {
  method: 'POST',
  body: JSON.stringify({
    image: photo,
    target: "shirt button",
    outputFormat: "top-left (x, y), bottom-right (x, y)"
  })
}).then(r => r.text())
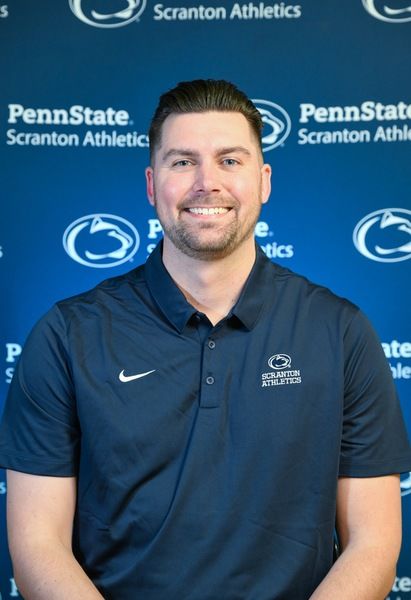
top-left (206, 376), bottom-right (215, 385)
top-left (208, 339), bottom-right (216, 349)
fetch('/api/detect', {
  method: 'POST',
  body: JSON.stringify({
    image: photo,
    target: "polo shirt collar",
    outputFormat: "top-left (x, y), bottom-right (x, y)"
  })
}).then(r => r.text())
top-left (144, 241), bottom-right (273, 333)
top-left (144, 242), bottom-right (197, 332)
top-left (231, 244), bottom-right (274, 330)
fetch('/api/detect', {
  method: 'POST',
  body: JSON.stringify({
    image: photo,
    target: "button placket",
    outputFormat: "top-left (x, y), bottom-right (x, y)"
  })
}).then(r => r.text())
top-left (200, 334), bottom-right (220, 408)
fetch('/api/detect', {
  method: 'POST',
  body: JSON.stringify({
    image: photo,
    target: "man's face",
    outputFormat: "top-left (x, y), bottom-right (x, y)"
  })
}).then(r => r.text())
top-left (146, 111), bottom-right (271, 261)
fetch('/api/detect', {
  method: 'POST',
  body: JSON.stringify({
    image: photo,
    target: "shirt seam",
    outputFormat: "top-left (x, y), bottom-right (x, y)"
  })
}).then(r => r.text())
top-left (0, 449), bottom-right (76, 466)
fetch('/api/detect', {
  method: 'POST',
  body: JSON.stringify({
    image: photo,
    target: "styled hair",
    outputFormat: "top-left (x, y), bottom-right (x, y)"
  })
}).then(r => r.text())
top-left (148, 79), bottom-right (263, 162)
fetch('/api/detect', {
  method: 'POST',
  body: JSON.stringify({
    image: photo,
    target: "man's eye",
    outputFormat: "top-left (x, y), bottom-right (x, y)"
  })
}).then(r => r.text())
top-left (172, 160), bottom-right (192, 167)
top-left (222, 158), bottom-right (239, 166)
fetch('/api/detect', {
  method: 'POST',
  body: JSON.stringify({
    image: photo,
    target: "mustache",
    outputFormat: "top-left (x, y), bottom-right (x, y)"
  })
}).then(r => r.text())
top-left (179, 195), bottom-right (237, 210)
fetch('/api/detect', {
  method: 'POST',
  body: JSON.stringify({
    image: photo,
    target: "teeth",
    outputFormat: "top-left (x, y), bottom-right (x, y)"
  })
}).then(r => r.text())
top-left (187, 207), bottom-right (229, 215)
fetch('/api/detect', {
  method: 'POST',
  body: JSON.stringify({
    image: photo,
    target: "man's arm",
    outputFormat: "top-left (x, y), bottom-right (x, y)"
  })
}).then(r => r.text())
top-left (309, 475), bottom-right (401, 599)
top-left (7, 470), bottom-right (104, 599)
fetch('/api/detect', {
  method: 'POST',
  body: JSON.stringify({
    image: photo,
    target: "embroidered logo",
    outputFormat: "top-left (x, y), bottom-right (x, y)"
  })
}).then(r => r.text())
top-left (262, 354), bottom-right (302, 387)
top-left (119, 369), bottom-right (155, 382)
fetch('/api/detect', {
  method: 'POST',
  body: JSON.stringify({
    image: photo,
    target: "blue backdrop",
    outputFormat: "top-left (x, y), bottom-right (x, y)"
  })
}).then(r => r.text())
top-left (1, 1), bottom-right (410, 597)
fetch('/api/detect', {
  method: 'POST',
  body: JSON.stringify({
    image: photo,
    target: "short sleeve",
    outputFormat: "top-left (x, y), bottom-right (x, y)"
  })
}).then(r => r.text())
top-left (339, 310), bottom-right (411, 477)
top-left (0, 306), bottom-right (80, 476)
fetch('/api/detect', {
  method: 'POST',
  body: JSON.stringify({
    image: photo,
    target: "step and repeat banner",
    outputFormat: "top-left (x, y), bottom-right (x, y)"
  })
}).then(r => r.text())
top-left (1, 1), bottom-right (410, 598)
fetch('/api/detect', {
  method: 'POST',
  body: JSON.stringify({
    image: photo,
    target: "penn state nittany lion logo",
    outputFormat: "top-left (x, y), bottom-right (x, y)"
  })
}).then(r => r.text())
top-left (69, 0), bottom-right (147, 28)
top-left (401, 472), bottom-right (411, 496)
top-left (268, 354), bottom-right (292, 370)
top-left (362, 0), bottom-right (411, 23)
top-left (252, 99), bottom-right (291, 152)
top-left (63, 214), bottom-right (140, 268)
top-left (353, 208), bottom-right (411, 263)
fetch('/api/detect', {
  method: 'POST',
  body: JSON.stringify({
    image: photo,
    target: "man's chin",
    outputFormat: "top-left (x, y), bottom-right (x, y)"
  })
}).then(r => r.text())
top-left (178, 244), bottom-right (235, 261)
top-left (161, 217), bottom-right (258, 260)
top-left (170, 235), bottom-right (238, 261)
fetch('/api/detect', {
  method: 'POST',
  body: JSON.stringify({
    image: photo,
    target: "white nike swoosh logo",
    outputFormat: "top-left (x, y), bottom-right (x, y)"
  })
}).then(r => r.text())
top-left (118, 369), bottom-right (156, 382)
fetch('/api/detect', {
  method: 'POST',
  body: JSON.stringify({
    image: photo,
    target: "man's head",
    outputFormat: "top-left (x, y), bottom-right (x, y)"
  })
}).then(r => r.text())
top-left (146, 79), bottom-right (271, 262)
top-left (148, 79), bottom-right (264, 164)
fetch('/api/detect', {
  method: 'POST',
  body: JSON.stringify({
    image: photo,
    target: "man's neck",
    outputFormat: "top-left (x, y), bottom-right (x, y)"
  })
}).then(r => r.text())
top-left (162, 238), bottom-right (257, 326)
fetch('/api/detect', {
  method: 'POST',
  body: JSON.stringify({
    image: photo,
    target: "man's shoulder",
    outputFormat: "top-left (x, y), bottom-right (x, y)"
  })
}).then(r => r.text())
top-left (264, 258), bottom-right (359, 318)
top-left (56, 263), bottom-right (146, 314)
top-left (267, 258), bottom-right (354, 302)
top-left (30, 264), bottom-right (149, 338)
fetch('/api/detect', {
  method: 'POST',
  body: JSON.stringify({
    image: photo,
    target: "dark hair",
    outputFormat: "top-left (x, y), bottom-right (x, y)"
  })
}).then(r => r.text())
top-left (148, 79), bottom-right (263, 162)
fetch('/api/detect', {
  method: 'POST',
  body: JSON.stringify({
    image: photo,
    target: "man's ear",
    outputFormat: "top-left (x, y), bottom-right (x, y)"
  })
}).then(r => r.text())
top-left (145, 167), bottom-right (155, 206)
top-left (261, 163), bottom-right (271, 205)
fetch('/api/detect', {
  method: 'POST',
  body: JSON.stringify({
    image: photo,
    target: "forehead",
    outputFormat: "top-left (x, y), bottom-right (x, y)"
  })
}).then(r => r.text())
top-left (158, 111), bottom-right (259, 154)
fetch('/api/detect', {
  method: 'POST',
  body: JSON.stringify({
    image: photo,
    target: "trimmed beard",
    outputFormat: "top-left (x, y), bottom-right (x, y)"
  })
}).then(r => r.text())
top-left (153, 195), bottom-right (263, 261)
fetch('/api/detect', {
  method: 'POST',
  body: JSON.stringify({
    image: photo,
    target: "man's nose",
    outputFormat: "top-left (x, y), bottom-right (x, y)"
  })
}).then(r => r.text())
top-left (192, 161), bottom-right (221, 194)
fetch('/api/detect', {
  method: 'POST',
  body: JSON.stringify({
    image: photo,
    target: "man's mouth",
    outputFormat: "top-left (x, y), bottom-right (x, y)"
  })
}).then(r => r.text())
top-left (185, 207), bottom-right (231, 216)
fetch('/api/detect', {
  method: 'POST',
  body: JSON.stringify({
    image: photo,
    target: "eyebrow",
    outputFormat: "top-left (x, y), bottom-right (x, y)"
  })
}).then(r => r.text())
top-left (161, 146), bottom-right (252, 162)
top-left (216, 146), bottom-right (252, 157)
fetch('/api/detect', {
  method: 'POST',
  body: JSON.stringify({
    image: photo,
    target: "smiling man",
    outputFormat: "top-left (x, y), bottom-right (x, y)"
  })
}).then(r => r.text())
top-left (146, 111), bottom-right (270, 260)
top-left (1, 80), bottom-right (411, 600)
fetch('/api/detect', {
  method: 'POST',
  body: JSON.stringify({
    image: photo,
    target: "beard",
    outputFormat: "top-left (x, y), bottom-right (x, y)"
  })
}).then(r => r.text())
top-left (153, 194), bottom-right (262, 261)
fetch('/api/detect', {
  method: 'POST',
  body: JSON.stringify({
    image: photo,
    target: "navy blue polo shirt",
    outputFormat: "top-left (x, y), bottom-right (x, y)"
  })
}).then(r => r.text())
top-left (1, 242), bottom-right (411, 599)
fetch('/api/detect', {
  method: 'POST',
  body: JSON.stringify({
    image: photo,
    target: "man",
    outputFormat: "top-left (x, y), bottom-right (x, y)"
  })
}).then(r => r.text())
top-left (1, 79), bottom-right (411, 599)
